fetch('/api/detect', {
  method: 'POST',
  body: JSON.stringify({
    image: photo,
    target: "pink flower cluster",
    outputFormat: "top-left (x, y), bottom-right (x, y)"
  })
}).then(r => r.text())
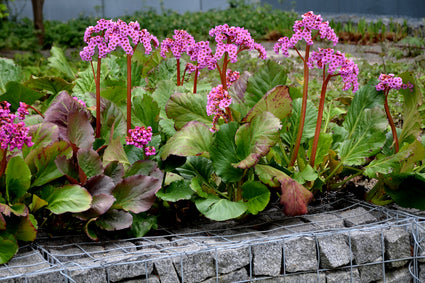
top-left (375, 74), bottom-right (403, 91)
top-left (17, 102), bottom-right (30, 120)
top-left (308, 48), bottom-right (359, 92)
top-left (186, 41), bottom-right (216, 71)
top-left (126, 126), bottom-right (156, 156)
top-left (160, 30), bottom-right (196, 59)
top-left (0, 102), bottom-right (33, 151)
top-left (226, 69), bottom-right (240, 87)
top-left (206, 85), bottom-right (232, 132)
top-left (80, 19), bottom-right (158, 61)
top-left (274, 11), bottom-right (338, 57)
top-left (209, 24), bottom-right (267, 63)
top-left (72, 97), bottom-right (86, 107)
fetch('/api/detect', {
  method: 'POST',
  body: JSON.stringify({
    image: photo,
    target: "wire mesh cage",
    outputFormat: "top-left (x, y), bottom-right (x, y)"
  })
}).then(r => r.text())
top-left (2, 195), bottom-right (425, 282)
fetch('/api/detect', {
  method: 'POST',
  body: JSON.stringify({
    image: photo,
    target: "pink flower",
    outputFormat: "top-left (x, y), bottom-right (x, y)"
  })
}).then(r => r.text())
top-left (186, 41), bottom-right (217, 70)
top-left (308, 48), bottom-right (359, 92)
top-left (206, 85), bottom-right (232, 132)
top-left (274, 11), bottom-right (338, 57)
top-left (0, 101), bottom-right (33, 151)
top-left (226, 69), bottom-right (240, 87)
top-left (126, 126), bottom-right (156, 156)
top-left (160, 30), bottom-right (195, 59)
top-left (209, 24), bottom-right (267, 63)
top-left (72, 97), bottom-right (87, 107)
top-left (376, 74), bottom-right (403, 92)
top-left (17, 102), bottom-right (30, 120)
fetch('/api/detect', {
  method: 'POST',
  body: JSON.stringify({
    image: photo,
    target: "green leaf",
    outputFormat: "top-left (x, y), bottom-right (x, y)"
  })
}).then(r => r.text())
top-left (292, 164), bottom-right (319, 184)
top-left (100, 98), bottom-right (127, 141)
top-left (0, 57), bottom-right (23, 94)
top-left (24, 76), bottom-right (74, 95)
top-left (307, 133), bottom-right (332, 167)
top-left (14, 214), bottom-right (37, 242)
top-left (47, 46), bottom-right (76, 80)
top-left (0, 234), bottom-right (18, 264)
top-left (125, 160), bottom-right (162, 178)
top-left (28, 141), bottom-right (73, 187)
top-left (73, 63), bottom-right (106, 95)
top-left (43, 184), bottom-right (92, 214)
top-left (103, 137), bottom-right (130, 168)
top-left (6, 156), bottom-right (31, 202)
top-left (165, 92), bottom-right (212, 130)
top-left (160, 121), bottom-right (213, 160)
top-left (77, 149), bottom-right (103, 179)
top-left (84, 218), bottom-right (99, 241)
top-left (67, 110), bottom-right (95, 150)
top-left (152, 80), bottom-right (176, 117)
top-left (131, 213), bottom-right (157, 238)
top-left (234, 111), bottom-right (282, 169)
top-left (100, 86), bottom-right (127, 105)
top-left (96, 209), bottom-right (133, 231)
top-left (282, 98), bottom-right (317, 147)
top-left (23, 122), bottom-right (59, 159)
top-left (178, 156), bottom-right (214, 183)
top-left (334, 83), bottom-right (387, 166)
top-left (156, 179), bottom-right (194, 202)
top-left (245, 60), bottom-right (288, 108)
top-left (243, 85), bottom-right (292, 123)
top-left (195, 197), bottom-right (247, 221)
top-left (28, 194), bottom-right (48, 213)
top-left (1, 81), bottom-right (44, 111)
top-left (112, 175), bottom-right (162, 213)
top-left (104, 161), bottom-right (125, 184)
top-left (241, 181), bottom-right (270, 215)
top-left (210, 122), bottom-right (244, 183)
top-left (385, 173), bottom-right (425, 210)
top-left (398, 71), bottom-right (422, 144)
top-left (132, 94), bottom-right (160, 133)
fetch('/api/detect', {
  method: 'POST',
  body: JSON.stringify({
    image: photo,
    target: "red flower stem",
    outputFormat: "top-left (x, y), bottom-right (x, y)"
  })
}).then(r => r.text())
top-left (127, 54), bottom-right (132, 136)
top-left (193, 67), bottom-right (199, 94)
top-left (384, 90), bottom-right (399, 153)
top-left (176, 58), bottom-right (181, 86)
top-left (290, 44), bottom-right (311, 167)
top-left (310, 73), bottom-right (332, 167)
top-left (0, 149), bottom-right (6, 179)
top-left (95, 56), bottom-right (102, 139)
top-left (28, 105), bottom-right (44, 118)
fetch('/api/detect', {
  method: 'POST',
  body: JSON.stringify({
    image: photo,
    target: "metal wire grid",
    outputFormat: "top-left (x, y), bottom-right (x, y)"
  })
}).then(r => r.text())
top-left (1, 197), bottom-right (425, 283)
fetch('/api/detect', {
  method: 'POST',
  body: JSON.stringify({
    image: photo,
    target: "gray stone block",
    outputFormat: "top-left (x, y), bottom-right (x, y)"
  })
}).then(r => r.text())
top-left (340, 207), bottom-right (377, 227)
top-left (350, 230), bottom-right (383, 264)
top-left (284, 237), bottom-right (317, 273)
top-left (302, 213), bottom-right (345, 230)
top-left (202, 268), bottom-right (249, 283)
top-left (173, 250), bottom-right (215, 283)
top-left (326, 268), bottom-right (360, 283)
top-left (318, 234), bottom-right (351, 269)
top-left (119, 275), bottom-right (160, 283)
top-left (215, 246), bottom-right (250, 274)
top-left (377, 267), bottom-right (411, 283)
top-left (358, 259), bottom-right (384, 283)
top-left (419, 263), bottom-right (425, 282)
top-left (154, 258), bottom-right (180, 283)
top-left (67, 267), bottom-right (106, 283)
top-left (383, 227), bottom-right (411, 268)
top-left (253, 240), bottom-right (283, 276)
top-left (283, 272), bottom-right (326, 282)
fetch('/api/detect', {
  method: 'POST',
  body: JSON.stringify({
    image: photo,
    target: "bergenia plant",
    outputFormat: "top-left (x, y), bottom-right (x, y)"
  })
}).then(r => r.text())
top-left (274, 11), bottom-right (338, 166)
top-left (80, 19), bottom-right (158, 137)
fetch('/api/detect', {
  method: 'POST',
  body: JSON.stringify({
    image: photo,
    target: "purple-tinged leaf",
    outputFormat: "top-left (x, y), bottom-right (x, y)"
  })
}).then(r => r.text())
top-left (0, 214), bottom-right (5, 230)
top-left (95, 209), bottom-right (133, 231)
top-left (14, 214), bottom-right (37, 242)
top-left (83, 218), bottom-right (99, 241)
top-left (85, 175), bottom-right (115, 196)
top-left (0, 203), bottom-right (28, 217)
top-left (24, 122), bottom-right (59, 159)
top-left (242, 85), bottom-right (292, 123)
top-left (77, 149), bottom-right (103, 180)
top-left (233, 112), bottom-right (282, 169)
top-left (161, 121), bottom-right (213, 160)
top-left (55, 156), bottom-right (80, 184)
top-left (104, 161), bottom-right (125, 184)
top-left (112, 175), bottom-right (161, 214)
top-left (125, 160), bottom-right (164, 183)
top-left (103, 137), bottom-right (130, 168)
top-left (44, 91), bottom-right (87, 141)
top-left (229, 71), bottom-right (251, 104)
top-left (100, 97), bottom-right (127, 141)
top-left (28, 195), bottom-right (48, 213)
top-left (68, 110), bottom-right (95, 151)
top-left (76, 194), bottom-right (116, 221)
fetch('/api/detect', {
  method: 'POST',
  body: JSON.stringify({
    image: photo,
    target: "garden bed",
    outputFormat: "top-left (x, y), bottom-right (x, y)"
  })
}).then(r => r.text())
top-left (1, 193), bottom-right (425, 282)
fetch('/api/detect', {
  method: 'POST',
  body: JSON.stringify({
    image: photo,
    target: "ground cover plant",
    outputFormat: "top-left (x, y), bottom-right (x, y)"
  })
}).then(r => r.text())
top-left (0, 7), bottom-right (424, 264)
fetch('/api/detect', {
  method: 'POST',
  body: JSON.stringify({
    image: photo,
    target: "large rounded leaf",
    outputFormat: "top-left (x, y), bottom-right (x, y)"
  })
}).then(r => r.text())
top-left (234, 111), bottom-right (282, 169)
top-left (161, 121), bottom-right (213, 160)
top-left (68, 110), bottom-right (95, 150)
top-left (77, 149), bottom-right (103, 179)
top-left (210, 122), bottom-right (244, 183)
top-left (112, 175), bottom-right (162, 214)
top-left (242, 181), bottom-right (270, 215)
top-left (156, 179), bottom-right (194, 202)
top-left (165, 92), bottom-right (212, 130)
top-left (43, 184), bottom-right (92, 214)
top-left (95, 209), bottom-right (133, 231)
top-left (6, 156), bottom-right (31, 202)
top-left (195, 197), bottom-right (247, 221)
top-left (0, 234), bottom-right (18, 264)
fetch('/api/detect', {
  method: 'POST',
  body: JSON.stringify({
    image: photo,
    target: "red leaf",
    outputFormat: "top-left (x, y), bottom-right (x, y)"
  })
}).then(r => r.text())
top-left (278, 177), bottom-right (313, 216)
